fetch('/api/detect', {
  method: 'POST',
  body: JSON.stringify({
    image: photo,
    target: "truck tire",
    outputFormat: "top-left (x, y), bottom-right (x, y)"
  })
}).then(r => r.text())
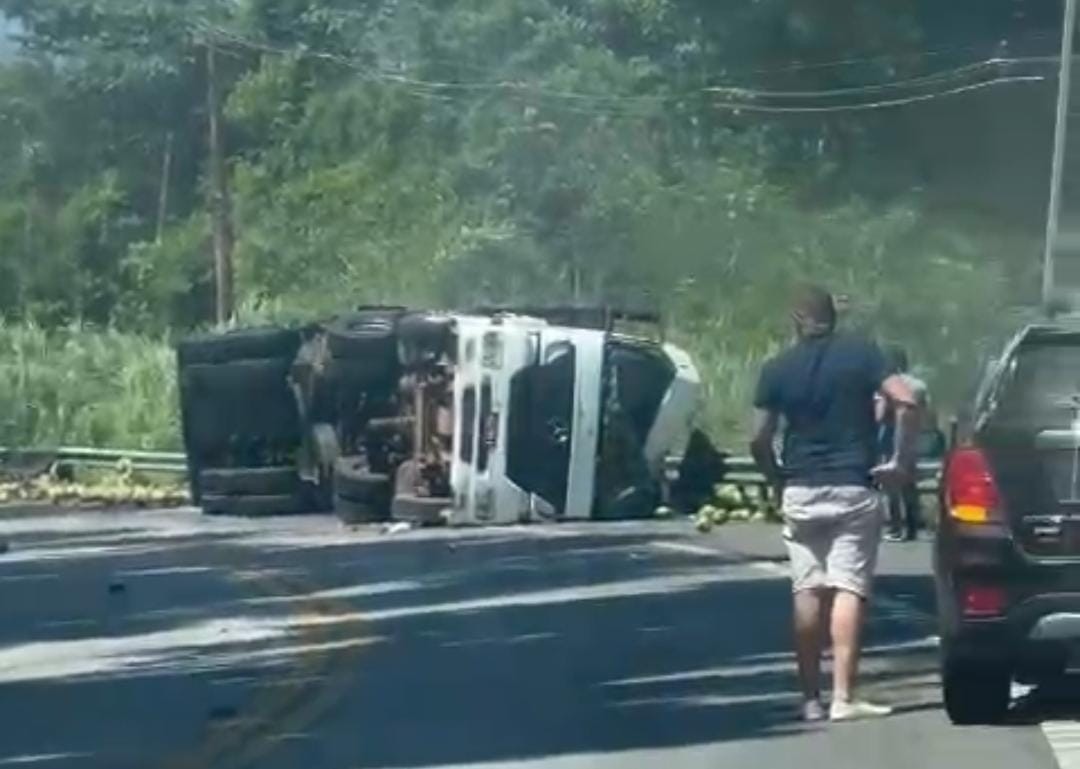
top-left (398, 313), bottom-right (453, 366)
top-left (177, 327), bottom-right (301, 366)
top-left (333, 456), bottom-right (391, 502)
top-left (181, 357), bottom-right (294, 393)
top-left (179, 359), bottom-right (300, 454)
top-left (355, 304), bottom-right (408, 316)
top-left (334, 493), bottom-right (391, 525)
top-left (202, 494), bottom-right (305, 518)
top-left (325, 313), bottom-right (397, 361)
top-left (330, 358), bottom-right (397, 389)
top-left (942, 656), bottom-right (1012, 724)
top-left (199, 467), bottom-right (299, 497)
top-left (391, 494), bottom-right (450, 526)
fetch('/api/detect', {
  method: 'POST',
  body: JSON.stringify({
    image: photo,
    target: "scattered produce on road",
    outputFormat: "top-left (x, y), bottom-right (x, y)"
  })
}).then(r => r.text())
top-left (0, 460), bottom-right (188, 509)
top-left (691, 484), bottom-right (782, 532)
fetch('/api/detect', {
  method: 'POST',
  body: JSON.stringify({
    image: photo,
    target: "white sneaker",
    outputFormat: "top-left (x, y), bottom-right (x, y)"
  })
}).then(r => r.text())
top-left (829, 698), bottom-right (893, 722)
top-left (801, 699), bottom-right (826, 722)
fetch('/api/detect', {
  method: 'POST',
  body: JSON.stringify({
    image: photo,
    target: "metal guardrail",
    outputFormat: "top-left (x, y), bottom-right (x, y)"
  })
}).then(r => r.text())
top-left (2, 448), bottom-right (943, 487)
top-left (0, 447), bottom-right (187, 474)
top-left (719, 456), bottom-right (943, 495)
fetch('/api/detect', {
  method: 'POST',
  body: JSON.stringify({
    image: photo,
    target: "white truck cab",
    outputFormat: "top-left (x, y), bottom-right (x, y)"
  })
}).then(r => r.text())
top-left (448, 313), bottom-right (700, 525)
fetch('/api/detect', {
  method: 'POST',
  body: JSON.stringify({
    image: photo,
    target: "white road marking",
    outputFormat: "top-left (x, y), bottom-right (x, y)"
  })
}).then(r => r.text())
top-left (1043, 721), bottom-right (1080, 769)
top-left (648, 540), bottom-right (728, 558)
top-left (651, 540), bottom-right (936, 626)
top-left (115, 566), bottom-right (216, 578)
top-left (354, 569), bottom-right (737, 622)
top-left (653, 538), bottom-right (1080, 763)
top-left (0, 617), bottom-right (288, 684)
top-left (440, 632), bottom-right (557, 649)
top-left (0, 753), bottom-right (92, 765)
top-left (0, 574), bottom-right (60, 584)
top-left (244, 579), bottom-right (423, 605)
top-left (38, 619), bottom-right (99, 631)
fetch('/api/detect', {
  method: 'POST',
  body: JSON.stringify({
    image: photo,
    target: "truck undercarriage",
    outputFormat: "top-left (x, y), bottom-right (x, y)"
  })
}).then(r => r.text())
top-left (177, 307), bottom-right (722, 525)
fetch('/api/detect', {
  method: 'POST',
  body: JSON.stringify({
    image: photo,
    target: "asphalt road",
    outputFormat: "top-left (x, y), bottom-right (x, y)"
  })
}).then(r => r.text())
top-left (0, 508), bottom-right (1076, 769)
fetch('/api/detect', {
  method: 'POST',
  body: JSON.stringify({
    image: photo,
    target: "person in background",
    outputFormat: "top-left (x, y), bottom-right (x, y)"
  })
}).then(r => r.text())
top-left (877, 346), bottom-right (928, 543)
top-left (750, 285), bottom-right (918, 723)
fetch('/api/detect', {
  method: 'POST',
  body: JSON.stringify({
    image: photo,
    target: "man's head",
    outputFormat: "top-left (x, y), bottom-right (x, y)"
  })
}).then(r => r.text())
top-left (791, 284), bottom-right (836, 338)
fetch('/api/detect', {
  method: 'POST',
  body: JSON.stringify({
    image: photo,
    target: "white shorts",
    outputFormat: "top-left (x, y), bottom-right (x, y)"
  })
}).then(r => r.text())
top-left (782, 485), bottom-right (885, 598)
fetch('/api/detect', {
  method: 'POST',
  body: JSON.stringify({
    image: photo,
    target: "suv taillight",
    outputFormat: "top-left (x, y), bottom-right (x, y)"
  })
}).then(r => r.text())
top-left (945, 447), bottom-right (1002, 524)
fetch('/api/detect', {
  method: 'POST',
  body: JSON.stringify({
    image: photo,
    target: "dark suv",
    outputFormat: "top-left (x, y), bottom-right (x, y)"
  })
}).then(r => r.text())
top-left (937, 321), bottom-right (1080, 723)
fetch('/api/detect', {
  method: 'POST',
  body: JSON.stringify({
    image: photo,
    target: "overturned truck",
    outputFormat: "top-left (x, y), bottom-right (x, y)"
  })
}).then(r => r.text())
top-left (177, 307), bottom-right (722, 525)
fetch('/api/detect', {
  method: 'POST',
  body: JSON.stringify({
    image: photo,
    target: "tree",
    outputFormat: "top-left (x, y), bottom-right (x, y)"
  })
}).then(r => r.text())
top-left (0, 0), bottom-right (1059, 440)
top-left (0, 0), bottom-right (238, 325)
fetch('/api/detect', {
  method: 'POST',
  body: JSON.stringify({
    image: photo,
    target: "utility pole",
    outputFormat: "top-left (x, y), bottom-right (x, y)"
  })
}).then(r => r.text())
top-left (1043, 0), bottom-right (1078, 307)
top-left (156, 130), bottom-right (174, 244)
top-left (206, 40), bottom-right (235, 326)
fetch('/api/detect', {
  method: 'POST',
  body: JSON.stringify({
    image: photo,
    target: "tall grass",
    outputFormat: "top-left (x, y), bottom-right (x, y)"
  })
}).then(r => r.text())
top-left (0, 322), bottom-right (180, 450)
top-left (0, 285), bottom-right (1013, 456)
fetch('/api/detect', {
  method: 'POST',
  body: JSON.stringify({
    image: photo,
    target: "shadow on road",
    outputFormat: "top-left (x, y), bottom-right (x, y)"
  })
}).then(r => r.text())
top-left (0, 513), bottom-right (944, 768)
top-left (262, 535), bottom-right (936, 768)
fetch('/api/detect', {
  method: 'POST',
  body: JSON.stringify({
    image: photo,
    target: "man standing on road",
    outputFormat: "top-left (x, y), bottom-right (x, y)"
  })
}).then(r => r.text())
top-left (878, 346), bottom-right (928, 542)
top-left (750, 285), bottom-right (918, 722)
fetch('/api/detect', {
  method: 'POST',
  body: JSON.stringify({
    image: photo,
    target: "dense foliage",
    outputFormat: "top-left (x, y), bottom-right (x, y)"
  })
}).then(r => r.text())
top-left (0, 0), bottom-right (1065, 446)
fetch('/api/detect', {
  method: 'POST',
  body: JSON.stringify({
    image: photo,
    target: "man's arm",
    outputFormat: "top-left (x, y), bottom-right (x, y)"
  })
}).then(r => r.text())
top-left (873, 374), bottom-right (920, 486)
top-left (750, 409), bottom-right (783, 502)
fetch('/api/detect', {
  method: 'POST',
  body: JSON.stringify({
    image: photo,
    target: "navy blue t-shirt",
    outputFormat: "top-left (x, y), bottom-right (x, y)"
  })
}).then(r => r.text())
top-left (754, 333), bottom-right (887, 487)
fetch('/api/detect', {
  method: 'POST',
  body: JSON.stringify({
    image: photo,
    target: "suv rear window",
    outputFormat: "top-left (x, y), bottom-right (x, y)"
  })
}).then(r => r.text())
top-left (997, 342), bottom-right (1080, 424)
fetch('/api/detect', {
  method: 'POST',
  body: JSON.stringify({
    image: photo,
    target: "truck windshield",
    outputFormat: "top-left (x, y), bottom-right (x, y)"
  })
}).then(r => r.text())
top-left (594, 340), bottom-right (676, 518)
top-left (602, 340), bottom-right (676, 446)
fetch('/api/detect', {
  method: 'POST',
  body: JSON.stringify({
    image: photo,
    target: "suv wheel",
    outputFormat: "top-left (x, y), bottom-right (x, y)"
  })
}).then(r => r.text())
top-left (942, 656), bottom-right (1012, 724)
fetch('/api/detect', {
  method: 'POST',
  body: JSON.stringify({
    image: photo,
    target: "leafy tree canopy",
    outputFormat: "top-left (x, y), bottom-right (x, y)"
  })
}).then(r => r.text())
top-left (0, 0), bottom-right (1063, 434)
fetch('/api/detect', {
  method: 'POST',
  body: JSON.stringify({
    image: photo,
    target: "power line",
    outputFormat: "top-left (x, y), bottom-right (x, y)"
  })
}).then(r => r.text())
top-left (707, 75), bottom-right (1047, 114)
top-left (277, 6), bottom-right (1061, 81)
top-left (734, 30), bottom-right (1057, 78)
top-left (187, 19), bottom-right (1052, 115)
top-left (702, 57), bottom-right (1052, 100)
top-left (509, 75), bottom-right (1049, 120)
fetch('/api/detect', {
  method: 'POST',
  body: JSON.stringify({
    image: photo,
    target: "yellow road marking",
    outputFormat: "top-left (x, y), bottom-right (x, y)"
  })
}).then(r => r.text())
top-left (160, 566), bottom-right (370, 769)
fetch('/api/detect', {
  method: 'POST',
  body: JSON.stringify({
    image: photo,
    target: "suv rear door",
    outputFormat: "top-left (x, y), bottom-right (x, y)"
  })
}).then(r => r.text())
top-left (980, 328), bottom-right (1080, 557)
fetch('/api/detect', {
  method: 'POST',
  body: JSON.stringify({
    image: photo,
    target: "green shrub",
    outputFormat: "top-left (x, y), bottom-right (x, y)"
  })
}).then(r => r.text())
top-left (0, 322), bottom-right (179, 450)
